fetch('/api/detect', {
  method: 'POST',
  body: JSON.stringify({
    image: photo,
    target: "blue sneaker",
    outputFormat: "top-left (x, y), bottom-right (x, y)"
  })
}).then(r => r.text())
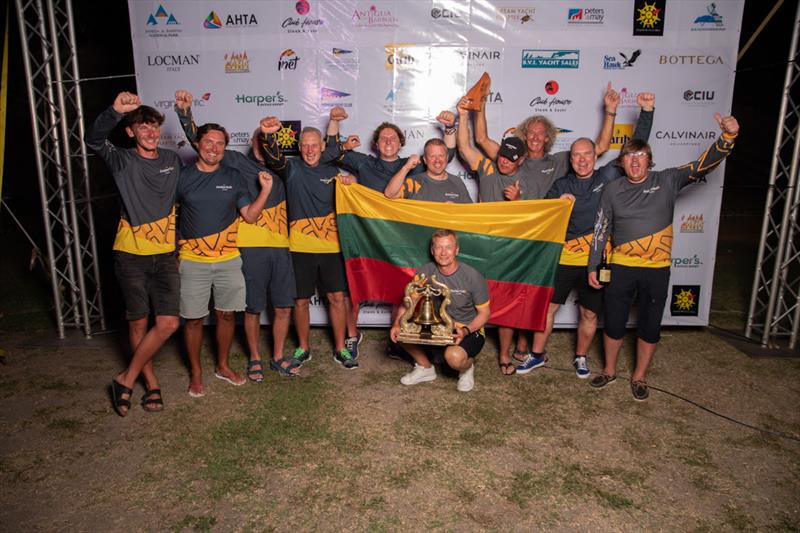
top-left (516, 352), bottom-right (546, 374)
top-left (345, 332), bottom-right (363, 359)
top-left (574, 356), bottom-right (590, 379)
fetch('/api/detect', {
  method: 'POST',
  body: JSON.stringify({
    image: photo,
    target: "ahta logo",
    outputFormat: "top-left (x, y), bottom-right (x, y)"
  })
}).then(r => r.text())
top-left (545, 80), bottom-right (559, 95)
top-left (204, 11), bottom-right (222, 29)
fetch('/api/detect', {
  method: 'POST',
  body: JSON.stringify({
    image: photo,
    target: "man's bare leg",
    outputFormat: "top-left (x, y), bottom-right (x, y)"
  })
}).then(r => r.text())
top-left (294, 298), bottom-right (311, 351)
top-left (184, 318), bottom-right (205, 395)
top-left (214, 310), bottom-right (242, 383)
top-left (531, 303), bottom-right (560, 354)
top-left (272, 307), bottom-right (292, 360)
top-left (632, 338), bottom-right (657, 382)
top-left (601, 333), bottom-right (624, 377)
top-left (575, 306), bottom-right (598, 356)
top-left (327, 291), bottom-right (347, 352)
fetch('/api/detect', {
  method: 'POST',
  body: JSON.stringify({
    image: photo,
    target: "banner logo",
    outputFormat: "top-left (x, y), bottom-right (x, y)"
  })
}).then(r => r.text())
top-left (610, 124), bottom-right (634, 149)
top-left (385, 44), bottom-right (418, 70)
top-left (204, 11), bottom-right (258, 29)
top-left (567, 8), bottom-right (604, 25)
top-left (147, 5), bottom-right (178, 26)
top-left (224, 52), bottom-right (249, 74)
top-left (680, 214), bottom-right (705, 233)
top-left (145, 4), bottom-right (181, 38)
top-left (278, 49), bottom-right (301, 71)
top-left (692, 3), bottom-right (724, 31)
top-left (671, 285), bottom-right (700, 316)
top-left (633, 0), bottom-right (665, 36)
top-left (352, 5), bottom-right (398, 27)
top-left (521, 50), bottom-right (579, 69)
top-left (235, 92), bottom-right (287, 107)
top-left (603, 50), bottom-right (641, 70)
top-left (497, 7), bottom-right (535, 25)
top-left (277, 120), bottom-right (302, 155)
top-left (321, 87), bottom-right (353, 108)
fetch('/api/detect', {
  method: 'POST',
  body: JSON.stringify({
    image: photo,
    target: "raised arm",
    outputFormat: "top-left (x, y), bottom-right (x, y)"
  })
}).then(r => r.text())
top-left (673, 113), bottom-right (739, 188)
top-left (632, 92), bottom-right (655, 143)
top-left (258, 116), bottom-right (288, 176)
top-left (239, 171), bottom-right (273, 223)
top-left (474, 98), bottom-right (500, 161)
top-left (385, 154), bottom-right (420, 199)
top-left (84, 92), bottom-right (141, 170)
top-left (437, 110), bottom-right (457, 150)
top-left (454, 97), bottom-right (483, 171)
top-left (594, 82), bottom-right (619, 156)
top-left (173, 89), bottom-right (198, 148)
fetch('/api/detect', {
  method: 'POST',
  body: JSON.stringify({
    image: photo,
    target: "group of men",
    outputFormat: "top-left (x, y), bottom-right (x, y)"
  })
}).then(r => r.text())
top-left (87, 81), bottom-right (739, 415)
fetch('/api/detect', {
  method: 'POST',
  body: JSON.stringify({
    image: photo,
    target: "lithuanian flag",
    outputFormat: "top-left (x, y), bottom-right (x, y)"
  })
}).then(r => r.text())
top-left (336, 184), bottom-right (572, 330)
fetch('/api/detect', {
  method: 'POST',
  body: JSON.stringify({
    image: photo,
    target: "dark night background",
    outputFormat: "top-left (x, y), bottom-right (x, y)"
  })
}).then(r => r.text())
top-left (0, 1), bottom-right (793, 332)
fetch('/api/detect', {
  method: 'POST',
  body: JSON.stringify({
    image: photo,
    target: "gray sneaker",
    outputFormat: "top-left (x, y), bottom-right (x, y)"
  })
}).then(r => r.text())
top-left (333, 348), bottom-right (359, 369)
top-left (292, 347), bottom-right (312, 365)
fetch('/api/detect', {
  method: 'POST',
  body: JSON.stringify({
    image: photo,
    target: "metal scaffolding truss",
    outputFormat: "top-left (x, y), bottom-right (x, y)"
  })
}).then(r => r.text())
top-left (14, 0), bottom-right (105, 338)
top-left (746, 3), bottom-right (800, 350)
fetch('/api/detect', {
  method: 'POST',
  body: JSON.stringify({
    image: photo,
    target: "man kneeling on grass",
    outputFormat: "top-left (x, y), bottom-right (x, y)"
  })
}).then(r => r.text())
top-left (390, 229), bottom-right (490, 392)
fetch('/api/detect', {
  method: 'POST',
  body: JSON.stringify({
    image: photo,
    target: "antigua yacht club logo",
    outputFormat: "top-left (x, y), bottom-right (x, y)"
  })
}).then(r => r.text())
top-left (633, 0), bottom-right (665, 36)
top-left (671, 285), bottom-right (700, 316)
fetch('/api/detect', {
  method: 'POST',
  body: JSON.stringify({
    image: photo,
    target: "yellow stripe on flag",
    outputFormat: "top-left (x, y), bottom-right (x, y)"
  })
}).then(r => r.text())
top-left (336, 183), bottom-right (572, 244)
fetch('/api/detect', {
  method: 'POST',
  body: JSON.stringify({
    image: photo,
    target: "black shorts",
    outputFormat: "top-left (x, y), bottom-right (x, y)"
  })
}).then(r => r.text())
top-left (426, 331), bottom-right (486, 361)
top-left (114, 251), bottom-right (180, 320)
top-left (603, 265), bottom-right (670, 344)
top-left (291, 252), bottom-right (347, 299)
top-left (551, 264), bottom-right (603, 313)
top-left (241, 247), bottom-right (296, 312)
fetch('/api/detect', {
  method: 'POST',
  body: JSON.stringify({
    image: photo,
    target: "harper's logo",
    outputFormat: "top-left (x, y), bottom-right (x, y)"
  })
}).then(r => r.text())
top-left (522, 50), bottom-right (579, 69)
top-left (692, 3), bottom-right (724, 31)
top-left (633, 0), bottom-right (665, 36)
top-left (671, 285), bottom-right (700, 316)
top-left (225, 52), bottom-right (249, 74)
top-left (278, 49), bottom-right (301, 71)
top-left (659, 55), bottom-right (724, 65)
top-left (672, 255), bottom-right (703, 268)
top-left (603, 50), bottom-right (641, 70)
top-left (235, 92), bottom-right (286, 107)
top-left (146, 54), bottom-right (199, 72)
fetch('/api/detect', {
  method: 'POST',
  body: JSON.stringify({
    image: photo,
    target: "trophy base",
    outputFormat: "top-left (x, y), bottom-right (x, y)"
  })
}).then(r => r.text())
top-left (396, 333), bottom-right (455, 346)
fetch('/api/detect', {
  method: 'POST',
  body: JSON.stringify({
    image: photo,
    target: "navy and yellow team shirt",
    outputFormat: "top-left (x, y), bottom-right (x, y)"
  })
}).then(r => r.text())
top-left (176, 165), bottom-right (251, 263)
top-left (84, 106), bottom-right (180, 255)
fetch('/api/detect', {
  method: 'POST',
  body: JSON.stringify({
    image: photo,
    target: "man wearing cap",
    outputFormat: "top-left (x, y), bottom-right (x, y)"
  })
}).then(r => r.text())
top-left (455, 95), bottom-right (526, 203)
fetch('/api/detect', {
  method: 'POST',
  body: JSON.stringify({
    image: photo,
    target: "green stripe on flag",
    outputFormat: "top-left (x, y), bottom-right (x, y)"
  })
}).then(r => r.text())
top-left (337, 214), bottom-right (562, 287)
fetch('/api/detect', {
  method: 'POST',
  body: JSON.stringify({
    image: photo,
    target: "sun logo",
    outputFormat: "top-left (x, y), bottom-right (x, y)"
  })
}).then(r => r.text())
top-left (673, 288), bottom-right (695, 311)
top-left (636, 2), bottom-right (661, 28)
top-left (276, 125), bottom-right (298, 150)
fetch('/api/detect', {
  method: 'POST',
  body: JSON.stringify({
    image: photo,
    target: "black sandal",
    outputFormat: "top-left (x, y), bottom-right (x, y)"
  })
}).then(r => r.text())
top-left (141, 388), bottom-right (164, 413)
top-left (111, 380), bottom-right (133, 417)
top-left (247, 359), bottom-right (265, 383)
top-left (499, 362), bottom-right (516, 376)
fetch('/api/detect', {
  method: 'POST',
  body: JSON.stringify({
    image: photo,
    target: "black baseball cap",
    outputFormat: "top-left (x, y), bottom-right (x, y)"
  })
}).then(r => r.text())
top-left (498, 136), bottom-right (525, 162)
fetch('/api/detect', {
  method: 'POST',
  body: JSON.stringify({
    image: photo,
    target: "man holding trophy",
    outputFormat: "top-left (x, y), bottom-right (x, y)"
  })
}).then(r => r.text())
top-left (390, 230), bottom-right (490, 392)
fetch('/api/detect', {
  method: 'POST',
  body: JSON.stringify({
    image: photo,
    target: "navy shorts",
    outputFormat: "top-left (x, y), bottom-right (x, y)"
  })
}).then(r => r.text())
top-left (114, 251), bottom-right (180, 320)
top-left (240, 247), bottom-right (296, 312)
top-left (291, 252), bottom-right (347, 299)
top-left (551, 264), bottom-right (603, 313)
top-left (422, 331), bottom-right (486, 362)
top-left (603, 265), bottom-right (670, 344)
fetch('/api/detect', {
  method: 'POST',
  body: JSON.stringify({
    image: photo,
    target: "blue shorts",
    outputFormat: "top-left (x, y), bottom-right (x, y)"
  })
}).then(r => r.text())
top-left (603, 265), bottom-right (670, 344)
top-left (240, 247), bottom-right (296, 312)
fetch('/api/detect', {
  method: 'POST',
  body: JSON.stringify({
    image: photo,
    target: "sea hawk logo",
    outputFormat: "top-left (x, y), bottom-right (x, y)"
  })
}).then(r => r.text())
top-left (620, 49), bottom-right (641, 68)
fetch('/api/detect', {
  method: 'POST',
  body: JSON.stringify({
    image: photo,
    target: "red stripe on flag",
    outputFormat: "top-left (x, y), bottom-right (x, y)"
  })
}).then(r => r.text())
top-left (487, 280), bottom-right (553, 331)
top-left (346, 257), bottom-right (553, 331)
top-left (345, 257), bottom-right (416, 306)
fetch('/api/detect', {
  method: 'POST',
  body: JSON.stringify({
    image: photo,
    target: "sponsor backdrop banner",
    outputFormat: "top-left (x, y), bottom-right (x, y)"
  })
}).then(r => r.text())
top-left (128, 0), bottom-right (743, 327)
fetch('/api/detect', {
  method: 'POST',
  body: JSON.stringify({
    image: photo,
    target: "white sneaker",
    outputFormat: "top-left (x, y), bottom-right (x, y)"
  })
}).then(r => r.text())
top-left (457, 363), bottom-right (475, 392)
top-left (400, 364), bottom-right (437, 385)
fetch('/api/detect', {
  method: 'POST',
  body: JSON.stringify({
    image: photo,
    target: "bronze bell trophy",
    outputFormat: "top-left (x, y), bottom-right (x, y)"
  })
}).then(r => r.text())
top-left (396, 273), bottom-right (455, 346)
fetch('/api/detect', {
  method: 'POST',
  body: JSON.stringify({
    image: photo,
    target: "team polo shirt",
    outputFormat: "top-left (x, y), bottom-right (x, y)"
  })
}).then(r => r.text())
top-left (176, 108), bottom-right (288, 249)
top-left (403, 173), bottom-right (473, 203)
top-left (417, 261), bottom-right (490, 326)
top-left (85, 107), bottom-right (180, 255)
top-left (333, 141), bottom-right (457, 192)
top-left (471, 155), bottom-right (518, 202)
top-left (517, 151), bottom-right (570, 200)
top-left (588, 134), bottom-right (736, 271)
top-left (176, 165), bottom-right (251, 262)
top-left (262, 133), bottom-right (342, 253)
